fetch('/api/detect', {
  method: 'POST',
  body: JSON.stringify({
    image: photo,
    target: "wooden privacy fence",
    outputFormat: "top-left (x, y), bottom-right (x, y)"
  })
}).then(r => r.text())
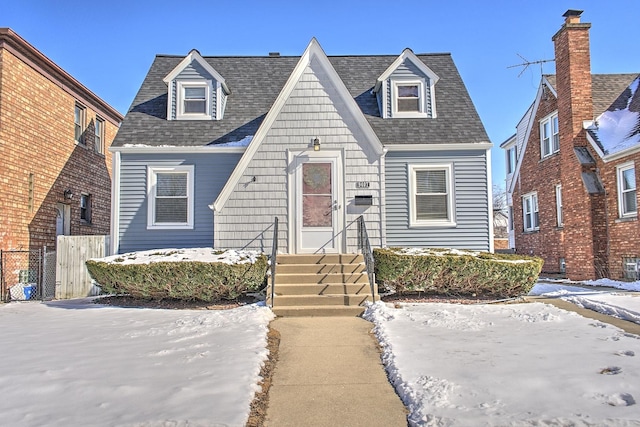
top-left (56, 235), bottom-right (110, 299)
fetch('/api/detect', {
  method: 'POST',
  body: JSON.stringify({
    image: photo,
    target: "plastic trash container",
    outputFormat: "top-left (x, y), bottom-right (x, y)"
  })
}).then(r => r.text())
top-left (23, 285), bottom-right (35, 300)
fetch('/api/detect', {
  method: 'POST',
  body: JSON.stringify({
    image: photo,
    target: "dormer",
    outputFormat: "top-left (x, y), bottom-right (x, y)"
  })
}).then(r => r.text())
top-left (373, 48), bottom-right (439, 119)
top-left (163, 49), bottom-right (230, 121)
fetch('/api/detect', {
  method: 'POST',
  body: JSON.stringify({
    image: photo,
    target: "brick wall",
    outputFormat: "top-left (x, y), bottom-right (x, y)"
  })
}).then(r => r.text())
top-left (0, 45), bottom-right (120, 251)
top-left (553, 15), bottom-right (597, 280)
top-left (513, 86), bottom-right (565, 273)
top-left (599, 153), bottom-right (640, 279)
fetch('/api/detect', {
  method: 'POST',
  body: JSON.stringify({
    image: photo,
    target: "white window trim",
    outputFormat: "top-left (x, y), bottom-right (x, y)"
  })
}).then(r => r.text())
top-left (74, 103), bottom-right (86, 145)
top-left (555, 184), bottom-right (563, 227)
top-left (540, 111), bottom-right (559, 159)
top-left (176, 80), bottom-right (213, 120)
top-left (408, 163), bottom-right (456, 227)
top-left (95, 116), bottom-right (105, 154)
top-left (617, 161), bottom-right (637, 218)
top-left (147, 165), bottom-right (195, 230)
top-left (522, 192), bottom-right (539, 232)
top-left (506, 146), bottom-right (516, 174)
top-left (392, 80), bottom-right (429, 118)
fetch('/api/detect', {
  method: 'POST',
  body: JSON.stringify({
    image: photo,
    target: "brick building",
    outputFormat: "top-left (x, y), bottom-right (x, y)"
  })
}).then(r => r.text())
top-left (0, 28), bottom-right (123, 251)
top-left (503, 10), bottom-right (640, 281)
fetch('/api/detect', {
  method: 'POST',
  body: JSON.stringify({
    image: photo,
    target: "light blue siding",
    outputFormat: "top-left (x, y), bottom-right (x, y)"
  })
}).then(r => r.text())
top-left (118, 152), bottom-right (241, 253)
top-left (385, 150), bottom-right (490, 251)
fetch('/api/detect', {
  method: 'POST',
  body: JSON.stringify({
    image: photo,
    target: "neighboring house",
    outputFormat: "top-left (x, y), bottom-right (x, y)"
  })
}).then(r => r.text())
top-left (110, 39), bottom-right (492, 256)
top-left (493, 209), bottom-right (509, 251)
top-left (503, 10), bottom-right (640, 281)
top-left (0, 28), bottom-right (123, 252)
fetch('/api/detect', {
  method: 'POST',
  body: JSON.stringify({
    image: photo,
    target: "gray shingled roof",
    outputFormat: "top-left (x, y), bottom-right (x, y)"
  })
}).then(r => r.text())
top-left (544, 73), bottom-right (638, 116)
top-left (113, 53), bottom-right (489, 148)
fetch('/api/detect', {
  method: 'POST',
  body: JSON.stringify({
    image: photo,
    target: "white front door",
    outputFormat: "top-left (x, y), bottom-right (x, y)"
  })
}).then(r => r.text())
top-left (292, 152), bottom-right (343, 253)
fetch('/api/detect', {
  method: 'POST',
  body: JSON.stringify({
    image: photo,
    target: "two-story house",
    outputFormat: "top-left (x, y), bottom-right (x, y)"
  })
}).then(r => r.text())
top-left (110, 39), bottom-right (492, 257)
top-left (0, 28), bottom-right (123, 253)
top-left (503, 10), bottom-right (640, 281)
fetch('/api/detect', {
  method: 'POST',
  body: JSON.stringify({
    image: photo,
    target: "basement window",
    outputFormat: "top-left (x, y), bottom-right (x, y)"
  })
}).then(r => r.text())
top-left (623, 257), bottom-right (640, 280)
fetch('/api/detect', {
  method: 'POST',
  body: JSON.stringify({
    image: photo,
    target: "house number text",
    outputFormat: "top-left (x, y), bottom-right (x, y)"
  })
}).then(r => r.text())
top-left (356, 181), bottom-right (370, 188)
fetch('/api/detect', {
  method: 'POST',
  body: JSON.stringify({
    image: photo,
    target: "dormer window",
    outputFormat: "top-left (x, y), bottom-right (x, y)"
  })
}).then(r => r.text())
top-left (176, 81), bottom-right (212, 120)
top-left (394, 81), bottom-right (425, 116)
top-left (163, 49), bottom-right (230, 121)
top-left (374, 48), bottom-right (439, 119)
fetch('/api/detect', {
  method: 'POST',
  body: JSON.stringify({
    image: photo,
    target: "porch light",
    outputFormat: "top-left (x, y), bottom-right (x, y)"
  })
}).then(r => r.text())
top-left (63, 188), bottom-right (74, 200)
top-left (313, 137), bottom-right (320, 151)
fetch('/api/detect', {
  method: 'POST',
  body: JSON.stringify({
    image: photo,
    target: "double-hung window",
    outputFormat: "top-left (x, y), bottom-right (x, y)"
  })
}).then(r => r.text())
top-left (176, 81), bottom-right (211, 120)
top-left (393, 81), bottom-right (428, 117)
top-left (147, 166), bottom-right (194, 229)
top-left (80, 194), bottom-right (91, 223)
top-left (523, 192), bottom-right (539, 231)
top-left (540, 112), bottom-right (559, 158)
top-left (95, 116), bottom-right (105, 154)
top-left (617, 162), bottom-right (637, 218)
top-left (75, 104), bottom-right (86, 144)
top-left (507, 147), bottom-right (517, 174)
top-left (409, 164), bottom-right (455, 227)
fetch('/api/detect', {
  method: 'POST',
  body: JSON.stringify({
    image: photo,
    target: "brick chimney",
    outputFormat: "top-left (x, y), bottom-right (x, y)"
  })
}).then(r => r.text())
top-left (552, 10), bottom-right (600, 280)
top-left (552, 9), bottom-right (593, 146)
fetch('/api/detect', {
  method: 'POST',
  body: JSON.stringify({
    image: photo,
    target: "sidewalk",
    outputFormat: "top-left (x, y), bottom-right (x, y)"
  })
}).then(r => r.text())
top-left (264, 317), bottom-right (408, 427)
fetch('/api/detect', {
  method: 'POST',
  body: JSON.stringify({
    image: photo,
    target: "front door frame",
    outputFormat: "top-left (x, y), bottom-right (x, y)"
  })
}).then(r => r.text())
top-left (288, 149), bottom-right (344, 254)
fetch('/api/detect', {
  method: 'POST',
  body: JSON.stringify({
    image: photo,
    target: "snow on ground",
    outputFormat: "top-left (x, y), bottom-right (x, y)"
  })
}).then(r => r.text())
top-left (365, 300), bottom-right (640, 426)
top-left (0, 299), bottom-right (274, 427)
top-left (531, 279), bottom-right (640, 324)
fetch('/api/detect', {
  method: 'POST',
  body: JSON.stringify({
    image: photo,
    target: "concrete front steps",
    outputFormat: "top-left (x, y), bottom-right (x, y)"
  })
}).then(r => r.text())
top-left (269, 254), bottom-right (377, 317)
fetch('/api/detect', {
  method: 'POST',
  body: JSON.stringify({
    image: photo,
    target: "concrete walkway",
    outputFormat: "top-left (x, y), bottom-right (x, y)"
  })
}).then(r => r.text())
top-left (264, 317), bottom-right (407, 427)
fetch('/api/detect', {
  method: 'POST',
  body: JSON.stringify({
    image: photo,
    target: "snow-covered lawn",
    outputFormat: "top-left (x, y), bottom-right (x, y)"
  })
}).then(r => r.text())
top-left (531, 279), bottom-right (640, 324)
top-left (3, 276), bottom-right (640, 426)
top-left (0, 299), bottom-right (273, 427)
top-left (365, 300), bottom-right (640, 426)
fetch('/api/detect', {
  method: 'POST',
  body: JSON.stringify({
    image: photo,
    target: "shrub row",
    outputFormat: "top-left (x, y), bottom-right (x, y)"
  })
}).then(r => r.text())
top-left (86, 255), bottom-right (269, 302)
top-left (373, 248), bottom-right (543, 298)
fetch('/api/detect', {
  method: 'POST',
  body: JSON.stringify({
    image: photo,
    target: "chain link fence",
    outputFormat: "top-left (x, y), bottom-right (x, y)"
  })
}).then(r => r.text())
top-left (1, 248), bottom-right (56, 302)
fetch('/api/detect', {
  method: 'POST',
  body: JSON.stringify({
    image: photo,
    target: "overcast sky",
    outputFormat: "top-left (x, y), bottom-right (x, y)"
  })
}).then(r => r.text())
top-left (3, 0), bottom-right (640, 186)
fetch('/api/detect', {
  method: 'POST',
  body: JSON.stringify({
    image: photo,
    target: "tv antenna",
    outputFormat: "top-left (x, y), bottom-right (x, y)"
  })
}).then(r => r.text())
top-left (508, 54), bottom-right (554, 77)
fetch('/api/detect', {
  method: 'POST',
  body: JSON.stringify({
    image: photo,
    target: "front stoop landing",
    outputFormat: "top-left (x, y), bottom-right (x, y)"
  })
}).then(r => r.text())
top-left (269, 254), bottom-right (377, 317)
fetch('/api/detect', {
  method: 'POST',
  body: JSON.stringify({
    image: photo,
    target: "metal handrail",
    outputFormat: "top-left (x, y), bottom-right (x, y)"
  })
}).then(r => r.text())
top-left (269, 217), bottom-right (279, 308)
top-left (357, 215), bottom-right (376, 303)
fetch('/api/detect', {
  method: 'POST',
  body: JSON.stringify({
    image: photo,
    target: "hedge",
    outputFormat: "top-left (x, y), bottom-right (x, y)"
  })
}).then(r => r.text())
top-left (373, 248), bottom-right (543, 298)
top-left (86, 254), bottom-right (268, 302)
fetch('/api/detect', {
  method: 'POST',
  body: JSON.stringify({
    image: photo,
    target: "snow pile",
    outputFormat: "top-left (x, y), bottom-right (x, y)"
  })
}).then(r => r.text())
top-left (0, 300), bottom-right (274, 426)
top-left (365, 300), bottom-right (640, 426)
top-left (95, 247), bottom-right (262, 265)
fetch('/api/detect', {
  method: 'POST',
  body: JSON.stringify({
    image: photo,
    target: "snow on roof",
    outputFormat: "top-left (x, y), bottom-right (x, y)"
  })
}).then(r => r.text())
top-left (212, 135), bottom-right (253, 147)
top-left (591, 77), bottom-right (640, 156)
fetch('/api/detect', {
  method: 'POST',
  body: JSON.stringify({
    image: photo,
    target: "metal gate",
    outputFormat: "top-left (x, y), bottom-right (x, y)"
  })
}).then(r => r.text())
top-left (1, 248), bottom-right (56, 302)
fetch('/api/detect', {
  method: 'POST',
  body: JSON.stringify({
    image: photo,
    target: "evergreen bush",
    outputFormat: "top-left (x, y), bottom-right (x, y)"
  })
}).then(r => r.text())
top-left (373, 248), bottom-right (542, 298)
top-left (86, 254), bottom-right (268, 302)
